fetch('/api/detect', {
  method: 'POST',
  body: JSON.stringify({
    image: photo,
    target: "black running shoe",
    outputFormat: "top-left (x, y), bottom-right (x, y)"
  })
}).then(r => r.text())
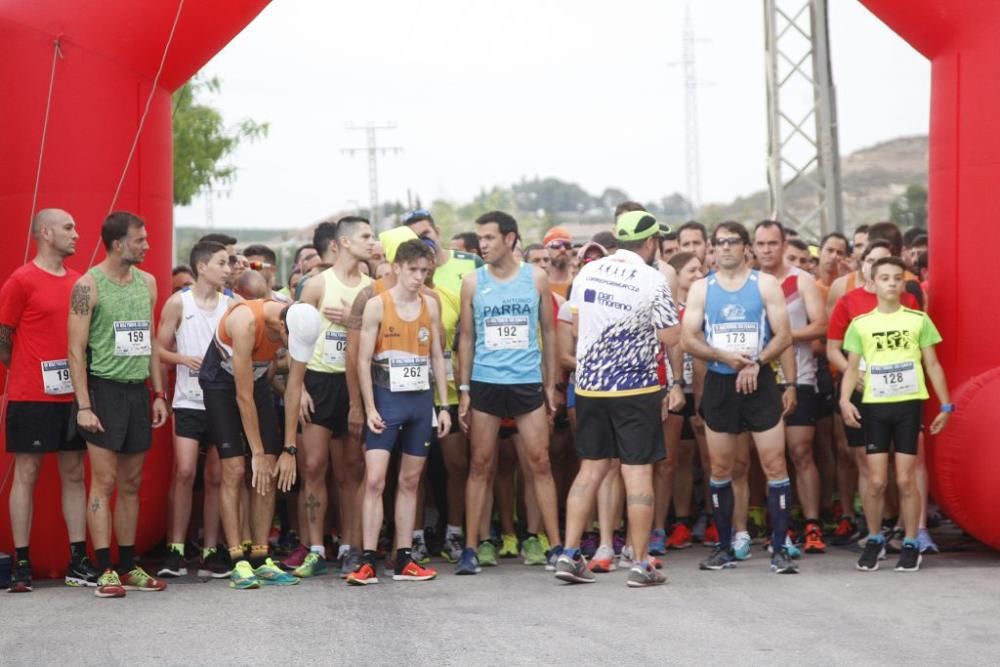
top-left (198, 548), bottom-right (232, 579)
top-left (157, 550), bottom-right (187, 578)
top-left (770, 548), bottom-right (799, 574)
top-left (856, 538), bottom-right (885, 572)
top-left (65, 556), bottom-right (100, 587)
top-left (8, 559), bottom-right (32, 593)
top-left (894, 543), bottom-right (922, 572)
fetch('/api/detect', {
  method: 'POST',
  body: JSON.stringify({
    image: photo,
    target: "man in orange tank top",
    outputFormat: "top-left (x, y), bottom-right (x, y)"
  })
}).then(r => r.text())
top-left (348, 240), bottom-right (451, 585)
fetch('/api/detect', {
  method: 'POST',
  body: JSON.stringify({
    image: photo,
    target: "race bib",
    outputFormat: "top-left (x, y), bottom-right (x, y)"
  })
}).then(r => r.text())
top-left (114, 320), bottom-right (151, 356)
top-left (322, 330), bottom-right (347, 366)
top-left (712, 322), bottom-right (760, 357)
top-left (484, 316), bottom-right (529, 350)
top-left (41, 359), bottom-right (73, 395)
top-left (389, 357), bottom-right (429, 392)
top-left (870, 361), bottom-right (918, 399)
top-left (177, 365), bottom-right (203, 403)
top-left (443, 351), bottom-right (455, 382)
top-left (683, 355), bottom-right (694, 387)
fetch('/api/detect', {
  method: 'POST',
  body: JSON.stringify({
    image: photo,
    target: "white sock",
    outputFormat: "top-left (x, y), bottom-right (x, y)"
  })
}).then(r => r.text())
top-left (338, 544), bottom-right (351, 558)
top-left (310, 545), bottom-right (326, 558)
top-left (446, 524), bottom-right (462, 537)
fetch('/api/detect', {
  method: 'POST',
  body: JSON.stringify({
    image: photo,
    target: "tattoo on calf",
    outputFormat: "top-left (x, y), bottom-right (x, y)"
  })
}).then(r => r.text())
top-left (626, 493), bottom-right (654, 507)
top-left (306, 493), bottom-right (320, 523)
top-left (71, 284), bottom-right (91, 315)
top-left (89, 497), bottom-right (101, 513)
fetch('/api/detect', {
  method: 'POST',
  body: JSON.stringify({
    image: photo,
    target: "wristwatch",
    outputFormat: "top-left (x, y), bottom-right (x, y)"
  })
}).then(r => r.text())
top-left (283, 445), bottom-right (298, 455)
top-left (940, 403), bottom-right (956, 413)
top-left (458, 384), bottom-right (471, 393)
top-left (670, 379), bottom-right (684, 389)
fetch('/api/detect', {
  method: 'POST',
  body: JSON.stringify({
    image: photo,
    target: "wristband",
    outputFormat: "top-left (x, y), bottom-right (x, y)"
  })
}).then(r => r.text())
top-left (153, 391), bottom-right (167, 401)
top-left (940, 403), bottom-right (955, 413)
top-left (670, 379), bottom-right (684, 389)
top-left (77, 406), bottom-right (92, 413)
top-left (458, 384), bottom-right (470, 393)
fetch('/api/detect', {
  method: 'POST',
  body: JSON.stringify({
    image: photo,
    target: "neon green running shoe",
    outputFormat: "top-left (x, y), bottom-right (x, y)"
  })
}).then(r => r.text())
top-left (538, 533), bottom-right (552, 553)
top-left (229, 561), bottom-right (260, 590)
top-left (499, 533), bottom-right (519, 558)
top-left (254, 558), bottom-right (300, 585)
top-left (521, 536), bottom-right (546, 566)
top-left (292, 552), bottom-right (328, 578)
top-left (477, 541), bottom-right (498, 567)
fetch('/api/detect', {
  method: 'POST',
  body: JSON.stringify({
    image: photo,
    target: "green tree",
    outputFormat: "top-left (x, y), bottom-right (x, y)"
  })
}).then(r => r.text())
top-left (889, 184), bottom-right (928, 230)
top-left (172, 77), bottom-right (269, 206)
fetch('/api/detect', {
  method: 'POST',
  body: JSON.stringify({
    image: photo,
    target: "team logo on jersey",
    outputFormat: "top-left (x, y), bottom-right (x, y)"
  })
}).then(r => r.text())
top-left (721, 303), bottom-right (747, 321)
top-left (418, 327), bottom-right (429, 343)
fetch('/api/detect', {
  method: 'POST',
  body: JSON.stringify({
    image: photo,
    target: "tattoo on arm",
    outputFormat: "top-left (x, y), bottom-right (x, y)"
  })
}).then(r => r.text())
top-left (71, 284), bottom-right (91, 315)
top-left (625, 493), bottom-right (654, 507)
top-left (345, 286), bottom-right (373, 330)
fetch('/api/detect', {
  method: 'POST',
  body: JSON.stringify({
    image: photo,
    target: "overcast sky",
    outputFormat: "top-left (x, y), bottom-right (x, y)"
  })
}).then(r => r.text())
top-left (173, 0), bottom-right (929, 230)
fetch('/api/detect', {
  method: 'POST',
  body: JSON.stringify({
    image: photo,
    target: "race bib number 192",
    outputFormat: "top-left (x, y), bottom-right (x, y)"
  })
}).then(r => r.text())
top-left (484, 316), bottom-right (529, 350)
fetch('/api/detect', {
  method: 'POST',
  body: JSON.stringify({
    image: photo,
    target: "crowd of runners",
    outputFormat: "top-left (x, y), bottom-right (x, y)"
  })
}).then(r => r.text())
top-left (1, 204), bottom-right (951, 595)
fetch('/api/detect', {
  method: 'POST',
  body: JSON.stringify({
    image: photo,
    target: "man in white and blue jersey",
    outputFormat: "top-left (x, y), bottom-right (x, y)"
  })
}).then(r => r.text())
top-left (455, 211), bottom-right (564, 575)
top-left (682, 221), bottom-right (800, 574)
top-left (553, 210), bottom-right (682, 588)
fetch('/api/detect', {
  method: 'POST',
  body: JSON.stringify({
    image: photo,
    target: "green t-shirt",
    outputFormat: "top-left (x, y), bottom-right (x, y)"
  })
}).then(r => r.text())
top-left (842, 306), bottom-right (941, 404)
top-left (433, 250), bottom-right (483, 301)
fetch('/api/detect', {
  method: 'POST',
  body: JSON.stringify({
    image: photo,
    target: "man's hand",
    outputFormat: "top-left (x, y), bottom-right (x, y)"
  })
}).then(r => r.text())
top-left (76, 407), bottom-right (104, 433)
top-left (735, 362), bottom-right (759, 394)
top-left (366, 406), bottom-right (386, 434)
top-left (437, 408), bottom-right (452, 439)
top-left (184, 356), bottom-right (202, 372)
top-left (322, 298), bottom-right (352, 326)
top-left (721, 351), bottom-right (754, 372)
top-left (458, 392), bottom-right (471, 434)
top-left (348, 403), bottom-right (365, 438)
top-left (250, 452), bottom-right (273, 496)
top-left (299, 388), bottom-right (314, 424)
top-left (544, 384), bottom-right (557, 415)
top-left (273, 451), bottom-right (297, 492)
top-left (781, 386), bottom-right (797, 418)
top-left (152, 397), bottom-right (169, 428)
top-left (929, 411), bottom-right (950, 435)
top-left (840, 398), bottom-right (862, 429)
top-left (667, 384), bottom-right (686, 412)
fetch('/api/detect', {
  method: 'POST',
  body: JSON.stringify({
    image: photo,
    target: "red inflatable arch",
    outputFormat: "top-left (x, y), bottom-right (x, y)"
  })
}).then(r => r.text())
top-left (0, 0), bottom-right (270, 577)
top-left (861, 0), bottom-right (1000, 549)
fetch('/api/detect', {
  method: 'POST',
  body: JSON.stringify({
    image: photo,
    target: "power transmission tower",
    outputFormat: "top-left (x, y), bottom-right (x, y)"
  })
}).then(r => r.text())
top-left (342, 122), bottom-right (402, 231)
top-left (682, 5), bottom-right (702, 213)
top-left (764, 0), bottom-right (843, 237)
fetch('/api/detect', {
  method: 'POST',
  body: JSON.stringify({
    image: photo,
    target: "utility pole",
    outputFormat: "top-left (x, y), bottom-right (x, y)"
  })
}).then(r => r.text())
top-left (342, 122), bottom-right (402, 231)
top-left (763, 0), bottom-right (843, 237)
top-left (682, 5), bottom-right (702, 214)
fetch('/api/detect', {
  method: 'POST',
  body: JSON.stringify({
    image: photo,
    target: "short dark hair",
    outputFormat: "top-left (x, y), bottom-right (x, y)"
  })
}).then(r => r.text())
top-left (916, 250), bottom-right (929, 273)
top-left (335, 215), bottom-right (370, 242)
top-left (614, 201), bottom-right (646, 218)
top-left (402, 209), bottom-right (434, 227)
top-left (871, 256), bottom-right (907, 277)
top-left (172, 265), bottom-right (194, 277)
top-left (861, 239), bottom-right (892, 261)
top-left (475, 211), bottom-right (519, 247)
top-left (667, 251), bottom-right (698, 273)
top-left (452, 231), bottom-right (480, 253)
top-left (523, 243), bottom-right (545, 257)
top-left (788, 238), bottom-right (809, 252)
top-left (902, 227), bottom-right (927, 247)
top-left (313, 221), bottom-right (338, 256)
top-left (753, 219), bottom-right (786, 241)
top-left (189, 241), bottom-right (227, 279)
top-left (199, 232), bottom-right (237, 247)
top-left (711, 221), bottom-right (750, 246)
top-left (101, 211), bottom-right (145, 250)
top-left (785, 228), bottom-right (800, 238)
top-left (293, 244), bottom-right (316, 264)
top-left (911, 234), bottom-right (928, 248)
top-left (854, 224), bottom-right (870, 236)
top-left (661, 231), bottom-right (678, 242)
top-left (677, 220), bottom-right (708, 242)
top-left (394, 238), bottom-right (434, 265)
top-left (867, 221), bottom-right (903, 256)
top-left (242, 244), bottom-right (276, 264)
top-left (591, 230), bottom-right (618, 250)
top-left (820, 231), bottom-right (850, 252)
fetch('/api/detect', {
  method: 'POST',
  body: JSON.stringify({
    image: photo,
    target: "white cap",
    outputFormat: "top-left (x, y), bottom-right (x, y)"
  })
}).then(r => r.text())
top-left (284, 302), bottom-right (321, 363)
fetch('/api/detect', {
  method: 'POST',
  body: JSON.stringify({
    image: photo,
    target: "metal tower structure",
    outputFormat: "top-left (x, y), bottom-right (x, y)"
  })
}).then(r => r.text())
top-left (764, 0), bottom-right (843, 237)
top-left (342, 122), bottom-right (402, 231)
top-left (683, 5), bottom-right (702, 213)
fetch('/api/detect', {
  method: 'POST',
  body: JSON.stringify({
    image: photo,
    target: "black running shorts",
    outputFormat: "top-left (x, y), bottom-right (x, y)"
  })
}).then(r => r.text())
top-left (80, 376), bottom-right (152, 454)
top-left (700, 368), bottom-right (782, 435)
top-left (469, 381), bottom-right (544, 420)
top-left (202, 379), bottom-right (281, 459)
top-left (781, 385), bottom-right (818, 428)
top-left (173, 407), bottom-right (211, 443)
top-left (304, 370), bottom-right (350, 437)
top-left (575, 390), bottom-right (665, 465)
top-left (5, 401), bottom-right (85, 454)
top-left (865, 400), bottom-right (922, 456)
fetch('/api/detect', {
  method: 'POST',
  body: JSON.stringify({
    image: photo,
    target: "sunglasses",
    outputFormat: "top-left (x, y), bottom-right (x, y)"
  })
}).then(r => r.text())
top-left (546, 240), bottom-right (573, 250)
top-left (714, 237), bottom-right (745, 248)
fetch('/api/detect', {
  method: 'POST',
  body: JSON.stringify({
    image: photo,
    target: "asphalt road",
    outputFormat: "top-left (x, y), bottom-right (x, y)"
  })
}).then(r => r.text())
top-left (3, 543), bottom-right (998, 666)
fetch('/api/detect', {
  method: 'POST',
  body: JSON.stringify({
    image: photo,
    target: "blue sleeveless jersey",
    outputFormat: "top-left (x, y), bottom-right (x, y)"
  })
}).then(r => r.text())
top-left (704, 270), bottom-right (770, 375)
top-left (471, 263), bottom-right (542, 384)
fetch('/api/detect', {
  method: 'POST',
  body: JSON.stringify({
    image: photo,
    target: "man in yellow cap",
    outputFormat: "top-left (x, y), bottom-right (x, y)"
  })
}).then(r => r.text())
top-left (542, 226), bottom-right (574, 299)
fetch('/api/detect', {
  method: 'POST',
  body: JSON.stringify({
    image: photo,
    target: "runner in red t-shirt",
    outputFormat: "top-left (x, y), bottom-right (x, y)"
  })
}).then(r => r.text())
top-left (0, 209), bottom-right (98, 592)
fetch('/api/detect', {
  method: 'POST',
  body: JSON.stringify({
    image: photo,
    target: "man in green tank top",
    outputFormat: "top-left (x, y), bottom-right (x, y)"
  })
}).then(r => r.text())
top-left (68, 211), bottom-right (169, 599)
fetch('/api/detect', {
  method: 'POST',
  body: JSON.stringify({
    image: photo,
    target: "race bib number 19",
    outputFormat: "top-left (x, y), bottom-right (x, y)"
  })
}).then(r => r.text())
top-left (114, 320), bottom-right (151, 356)
top-left (389, 357), bottom-right (429, 392)
top-left (484, 316), bottom-right (529, 350)
top-left (41, 359), bottom-right (73, 395)
top-left (870, 361), bottom-right (918, 399)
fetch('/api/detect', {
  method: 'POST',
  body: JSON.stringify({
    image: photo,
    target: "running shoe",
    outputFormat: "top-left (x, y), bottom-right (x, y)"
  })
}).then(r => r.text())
top-left (281, 543), bottom-right (309, 571)
top-left (455, 547), bottom-right (481, 575)
top-left (803, 523), bottom-right (827, 554)
top-left (8, 559), bottom-right (32, 593)
top-left (254, 558), bottom-right (300, 585)
top-left (666, 522), bottom-right (693, 550)
top-left (648, 555), bottom-right (663, 569)
top-left (229, 560), bottom-right (260, 589)
top-left (768, 534), bottom-right (802, 559)
top-left (538, 533), bottom-right (552, 553)
top-left (732, 531), bottom-right (753, 561)
top-left (65, 556), bottom-right (100, 587)
top-left (554, 553), bottom-right (595, 584)
top-left (618, 545), bottom-right (635, 568)
top-left (856, 538), bottom-right (885, 572)
top-left (277, 530), bottom-right (300, 556)
top-left (545, 546), bottom-right (564, 572)
top-left (95, 569), bottom-right (126, 598)
top-left (691, 514), bottom-right (708, 543)
top-left (770, 548), bottom-right (799, 574)
top-left (747, 506), bottom-right (767, 542)
top-left (885, 527), bottom-right (905, 554)
top-left (894, 542), bottom-right (922, 572)
top-left (477, 541), bottom-right (498, 567)
top-left (199, 548), bottom-right (232, 578)
top-left (383, 558), bottom-right (396, 577)
top-left (579, 531), bottom-right (600, 558)
top-left (917, 528), bottom-right (940, 555)
top-left (498, 534), bottom-right (519, 559)
top-left (157, 549), bottom-right (187, 578)
top-left (411, 535), bottom-right (431, 564)
top-left (703, 520), bottom-right (720, 547)
top-left (346, 562), bottom-right (379, 585)
top-left (832, 516), bottom-right (859, 546)
top-left (292, 552), bottom-right (328, 578)
top-left (699, 547), bottom-right (736, 571)
top-left (588, 545), bottom-right (617, 573)
top-left (649, 528), bottom-right (667, 556)
top-left (441, 533), bottom-right (464, 563)
top-left (521, 536), bottom-right (547, 566)
top-left (626, 561), bottom-right (666, 588)
top-left (394, 560), bottom-right (437, 582)
top-left (339, 549), bottom-right (362, 579)
top-left (121, 567), bottom-right (168, 591)
top-left (612, 529), bottom-right (626, 555)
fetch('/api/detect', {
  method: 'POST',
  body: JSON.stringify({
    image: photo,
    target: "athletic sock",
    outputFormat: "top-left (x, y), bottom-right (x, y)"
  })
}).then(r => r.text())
top-left (562, 547), bottom-right (580, 559)
top-left (767, 478), bottom-right (792, 550)
top-left (15, 546), bottom-right (29, 562)
top-left (396, 548), bottom-right (412, 569)
top-left (96, 548), bottom-right (112, 571)
top-left (903, 537), bottom-right (919, 548)
top-left (868, 533), bottom-right (885, 543)
top-left (118, 545), bottom-right (135, 573)
top-left (362, 550), bottom-right (377, 567)
top-left (249, 545), bottom-right (269, 568)
top-left (169, 542), bottom-right (185, 556)
top-left (202, 546), bottom-right (216, 559)
top-left (70, 541), bottom-right (86, 562)
top-left (446, 524), bottom-right (462, 537)
top-left (338, 544), bottom-right (351, 559)
top-left (709, 478), bottom-right (734, 551)
top-left (228, 545), bottom-right (245, 562)
top-left (310, 544), bottom-right (326, 559)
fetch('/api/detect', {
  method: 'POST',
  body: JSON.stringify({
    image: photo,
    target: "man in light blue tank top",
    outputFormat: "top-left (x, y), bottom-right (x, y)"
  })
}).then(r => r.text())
top-left (455, 211), bottom-right (564, 574)
top-left (681, 221), bottom-right (800, 575)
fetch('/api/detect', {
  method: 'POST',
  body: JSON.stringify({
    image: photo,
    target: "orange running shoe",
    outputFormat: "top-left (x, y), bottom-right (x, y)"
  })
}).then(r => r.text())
top-left (393, 560), bottom-right (437, 582)
top-left (346, 562), bottom-right (379, 586)
top-left (703, 520), bottom-right (720, 547)
top-left (588, 545), bottom-right (616, 573)
top-left (120, 567), bottom-right (167, 592)
top-left (804, 523), bottom-right (827, 554)
top-left (666, 522), bottom-right (693, 549)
